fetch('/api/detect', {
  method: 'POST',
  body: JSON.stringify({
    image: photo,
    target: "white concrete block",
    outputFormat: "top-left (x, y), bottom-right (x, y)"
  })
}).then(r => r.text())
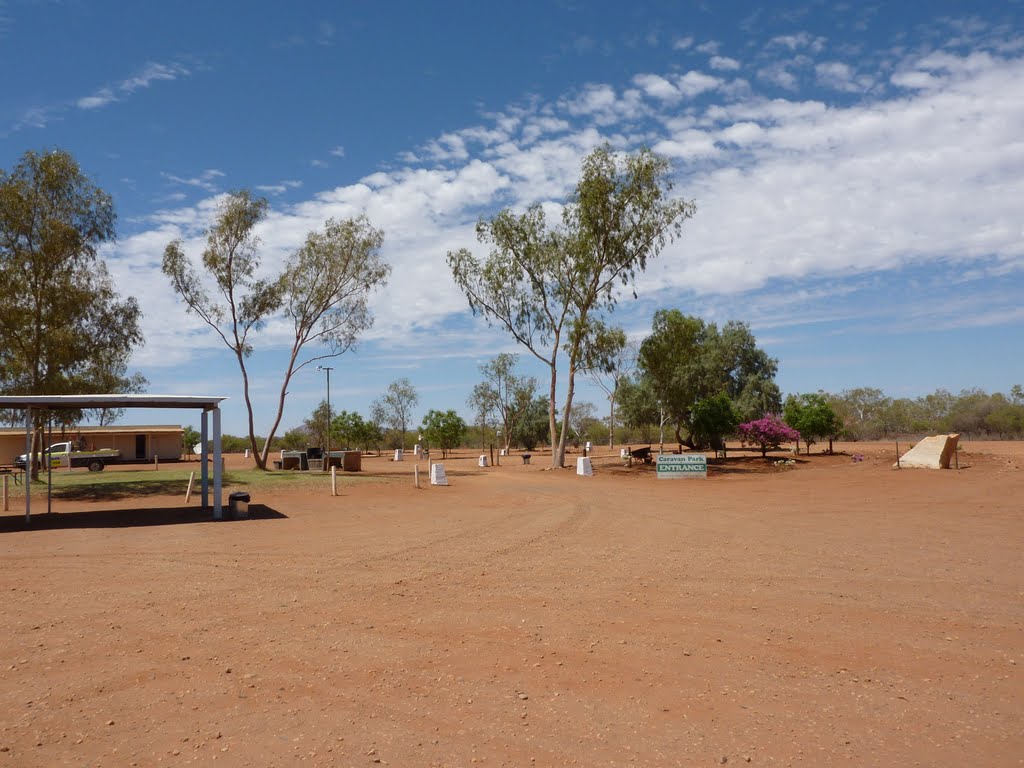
top-left (430, 463), bottom-right (449, 486)
top-left (576, 457), bottom-right (593, 476)
top-left (478, 455), bottom-right (488, 467)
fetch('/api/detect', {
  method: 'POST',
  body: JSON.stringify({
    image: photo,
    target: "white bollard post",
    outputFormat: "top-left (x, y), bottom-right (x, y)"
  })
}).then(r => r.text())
top-left (331, 465), bottom-right (337, 497)
top-left (154, 455), bottom-right (159, 471)
top-left (184, 471), bottom-right (196, 503)
top-left (414, 463), bottom-right (420, 489)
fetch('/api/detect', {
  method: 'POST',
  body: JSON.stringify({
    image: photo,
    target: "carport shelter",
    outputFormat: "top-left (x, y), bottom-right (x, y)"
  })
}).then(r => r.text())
top-left (0, 394), bottom-right (228, 523)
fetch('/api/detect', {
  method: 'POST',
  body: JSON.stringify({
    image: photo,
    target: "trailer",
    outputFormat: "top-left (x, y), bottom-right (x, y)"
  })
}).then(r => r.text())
top-left (14, 441), bottom-right (122, 472)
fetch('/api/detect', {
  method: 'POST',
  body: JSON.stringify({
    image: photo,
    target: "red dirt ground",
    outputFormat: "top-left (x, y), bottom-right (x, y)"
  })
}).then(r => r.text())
top-left (1, 441), bottom-right (1021, 766)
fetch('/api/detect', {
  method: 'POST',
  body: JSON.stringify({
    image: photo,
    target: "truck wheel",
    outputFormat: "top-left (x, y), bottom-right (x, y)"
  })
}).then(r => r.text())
top-left (88, 460), bottom-right (105, 472)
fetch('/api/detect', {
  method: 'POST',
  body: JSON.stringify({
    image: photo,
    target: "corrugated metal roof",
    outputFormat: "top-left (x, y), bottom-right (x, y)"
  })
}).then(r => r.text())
top-left (0, 394), bottom-right (226, 409)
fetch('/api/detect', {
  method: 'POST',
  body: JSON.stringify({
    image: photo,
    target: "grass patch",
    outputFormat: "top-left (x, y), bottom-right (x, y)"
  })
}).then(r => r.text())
top-left (7, 465), bottom-right (393, 503)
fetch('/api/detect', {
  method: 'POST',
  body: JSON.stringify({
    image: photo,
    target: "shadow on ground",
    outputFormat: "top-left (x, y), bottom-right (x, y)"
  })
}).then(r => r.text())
top-left (0, 504), bottom-right (286, 532)
top-left (51, 478), bottom-right (194, 501)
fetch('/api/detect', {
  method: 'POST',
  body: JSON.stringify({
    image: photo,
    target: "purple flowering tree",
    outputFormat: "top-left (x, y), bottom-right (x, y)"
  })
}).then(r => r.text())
top-left (737, 415), bottom-right (800, 458)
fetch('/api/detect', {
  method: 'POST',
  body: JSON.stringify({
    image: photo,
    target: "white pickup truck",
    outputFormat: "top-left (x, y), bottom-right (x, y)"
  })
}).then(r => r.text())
top-left (15, 441), bottom-right (122, 472)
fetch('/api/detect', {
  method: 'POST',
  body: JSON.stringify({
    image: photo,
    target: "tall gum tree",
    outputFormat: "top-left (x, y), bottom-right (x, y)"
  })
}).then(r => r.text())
top-left (163, 192), bottom-right (389, 469)
top-left (0, 149), bottom-right (144, 476)
top-left (448, 145), bottom-right (694, 467)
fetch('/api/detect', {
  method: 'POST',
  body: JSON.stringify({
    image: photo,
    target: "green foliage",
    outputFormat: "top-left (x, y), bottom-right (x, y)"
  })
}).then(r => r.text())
top-left (512, 396), bottom-right (550, 451)
top-left (984, 402), bottom-right (1024, 438)
top-left (220, 434), bottom-right (254, 453)
top-left (469, 353), bottom-right (537, 450)
top-left (0, 149), bottom-right (145, 442)
top-left (690, 392), bottom-right (741, 452)
top-left (163, 192), bottom-right (389, 468)
top-left (371, 378), bottom-right (418, 451)
top-left (783, 393), bottom-right (843, 454)
top-left (278, 426), bottom-right (311, 451)
top-left (303, 399), bottom-right (332, 449)
top-left (584, 330), bottom-right (636, 448)
top-left (182, 426), bottom-right (201, 454)
top-left (419, 409), bottom-right (466, 459)
top-left (639, 311), bottom-right (779, 447)
top-left (332, 409), bottom-right (384, 452)
top-left (825, 386), bottom-right (1024, 439)
top-left (616, 375), bottom-right (661, 436)
top-left (567, 400), bottom-right (599, 447)
top-left (448, 145), bottom-right (695, 467)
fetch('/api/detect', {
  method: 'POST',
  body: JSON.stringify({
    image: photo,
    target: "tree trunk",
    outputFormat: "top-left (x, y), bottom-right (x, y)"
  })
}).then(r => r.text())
top-left (555, 361), bottom-right (577, 469)
top-left (258, 345), bottom-right (302, 471)
top-left (547, 362), bottom-right (559, 468)
top-left (608, 394), bottom-right (615, 449)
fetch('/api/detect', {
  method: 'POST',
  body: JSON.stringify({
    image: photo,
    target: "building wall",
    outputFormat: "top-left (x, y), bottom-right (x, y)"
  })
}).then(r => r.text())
top-left (0, 427), bottom-right (184, 465)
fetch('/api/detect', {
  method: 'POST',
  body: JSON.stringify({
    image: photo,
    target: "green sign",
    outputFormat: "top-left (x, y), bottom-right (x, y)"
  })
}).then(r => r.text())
top-left (656, 453), bottom-right (707, 479)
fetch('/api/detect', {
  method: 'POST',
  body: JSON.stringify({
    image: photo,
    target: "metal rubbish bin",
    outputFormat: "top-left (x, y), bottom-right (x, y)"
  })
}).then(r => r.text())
top-left (522, 454), bottom-right (531, 465)
top-left (229, 491), bottom-right (251, 519)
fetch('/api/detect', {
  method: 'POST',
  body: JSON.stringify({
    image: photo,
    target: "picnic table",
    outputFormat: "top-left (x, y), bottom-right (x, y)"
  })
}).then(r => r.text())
top-left (627, 446), bottom-right (653, 465)
top-left (0, 466), bottom-right (25, 485)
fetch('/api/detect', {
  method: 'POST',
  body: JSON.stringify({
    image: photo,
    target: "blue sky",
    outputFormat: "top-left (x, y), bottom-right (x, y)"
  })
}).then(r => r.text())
top-left (2, 1), bottom-right (1023, 436)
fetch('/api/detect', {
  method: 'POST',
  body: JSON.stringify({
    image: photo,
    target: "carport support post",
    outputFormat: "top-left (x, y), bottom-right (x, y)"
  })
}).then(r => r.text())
top-left (212, 407), bottom-right (222, 520)
top-left (24, 407), bottom-right (31, 524)
top-left (200, 411), bottom-right (209, 511)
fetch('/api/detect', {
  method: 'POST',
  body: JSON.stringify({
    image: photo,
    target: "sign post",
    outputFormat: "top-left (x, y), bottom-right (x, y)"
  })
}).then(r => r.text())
top-left (656, 453), bottom-right (708, 479)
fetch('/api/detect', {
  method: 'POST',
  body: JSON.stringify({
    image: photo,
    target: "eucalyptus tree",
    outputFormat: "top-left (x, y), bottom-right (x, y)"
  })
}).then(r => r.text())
top-left (0, 149), bottom-right (144, 474)
top-left (473, 353), bottom-right (536, 452)
top-left (163, 192), bottom-right (389, 468)
top-left (639, 311), bottom-right (780, 449)
top-left (370, 378), bottom-right (418, 451)
top-left (448, 145), bottom-right (694, 467)
top-left (583, 328), bottom-right (635, 448)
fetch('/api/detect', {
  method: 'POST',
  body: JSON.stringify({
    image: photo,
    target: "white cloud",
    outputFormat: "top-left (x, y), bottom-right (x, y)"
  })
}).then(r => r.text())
top-left (329, 145), bottom-right (345, 157)
top-left (77, 88), bottom-right (116, 110)
top-left (676, 70), bottom-right (721, 97)
top-left (161, 169), bottom-right (226, 192)
top-left (673, 36), bottom-right (694, 50)
top-left (77, 60), bottom-right (191, 111)
top-left (768, 32), bottom-right (826, 53)
top-left (757, 62), bottom-right (800, 90)
top-left (633, 73), bottom-right (679, 102)
top-left (709, 55), bottom-right (741, 71)
top-left (113, 41), bottom-right (1024, 379)
top-left (815, 61), bottom-right (870, 92)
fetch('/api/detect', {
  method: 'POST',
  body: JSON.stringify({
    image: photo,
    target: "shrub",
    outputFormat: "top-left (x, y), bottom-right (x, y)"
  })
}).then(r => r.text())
top-left (737, 415), bottom-right (800, 458)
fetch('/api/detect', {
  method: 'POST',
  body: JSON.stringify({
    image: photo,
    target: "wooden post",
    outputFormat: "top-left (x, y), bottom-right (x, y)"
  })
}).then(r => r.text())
top-left (331, 466), bottom-right (337, 496)
top-left (154, 455), bottom-right (159, 471)
top-left (895, 441), bottom-right (900, 469)
top-left (954, 446), bottom-right (959, 470)
top-left (414, 463), bottom-right (420, 489)
top-left (184, 471), bottom-right (196, 503)
top-left (2, 475), bottom-right (7, 512)
top-left (489, 443), bottom-right (494, 467)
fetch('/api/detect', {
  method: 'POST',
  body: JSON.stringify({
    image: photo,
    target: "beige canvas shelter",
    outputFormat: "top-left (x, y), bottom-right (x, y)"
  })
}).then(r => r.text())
top-left (896, 433), bottom-right (961, 469)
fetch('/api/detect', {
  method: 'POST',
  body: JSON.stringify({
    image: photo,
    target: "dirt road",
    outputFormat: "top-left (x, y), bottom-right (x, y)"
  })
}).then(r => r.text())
top-left (1, 442), bottom-right (1021, 766)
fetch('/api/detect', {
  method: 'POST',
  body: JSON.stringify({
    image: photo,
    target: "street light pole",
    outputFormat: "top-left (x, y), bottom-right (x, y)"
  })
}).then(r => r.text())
top-left (318, 365), bottom-right (334, 469)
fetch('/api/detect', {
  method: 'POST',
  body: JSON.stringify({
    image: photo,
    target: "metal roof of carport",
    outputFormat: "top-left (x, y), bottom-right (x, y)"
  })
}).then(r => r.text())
top-left (0, 394), bottom-right (229, 523)
top-left (0, 394), bottom-right (226, 410)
